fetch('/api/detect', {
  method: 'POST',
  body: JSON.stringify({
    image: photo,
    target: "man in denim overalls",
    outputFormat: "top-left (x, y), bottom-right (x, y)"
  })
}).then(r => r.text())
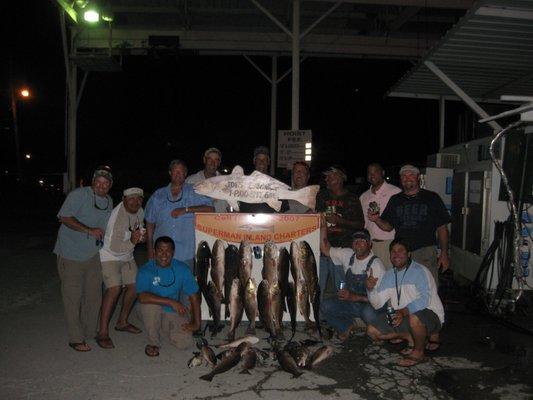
top-left (320, 222), bottom-right (386, 341)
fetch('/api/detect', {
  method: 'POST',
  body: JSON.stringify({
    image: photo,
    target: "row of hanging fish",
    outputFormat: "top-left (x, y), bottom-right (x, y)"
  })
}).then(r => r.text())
top-left (188, 336), bottom-right (333, 381)
top-left (194, 239), bottom-right (321, 340)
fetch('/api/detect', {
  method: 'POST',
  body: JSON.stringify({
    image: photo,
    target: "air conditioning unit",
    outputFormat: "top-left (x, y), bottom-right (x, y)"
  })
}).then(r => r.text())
top-left (427, 153), bottom-right (460, 169)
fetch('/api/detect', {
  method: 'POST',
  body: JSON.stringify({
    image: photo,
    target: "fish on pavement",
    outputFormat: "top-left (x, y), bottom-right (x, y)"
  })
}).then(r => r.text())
top-left (284, 342), bottom-right (310, 368)
top-left (224, 244), bottom-right (240, 318)
top-left (240, 346), bottom-right (258, 374)
top-left (307, 345), bottom-right (333, 369)
top-left (227, 279), bottom-right (244, 341)
top-left (277, 350), bottom-right (303, 378)
top-left (196, 338), bottom-right (217, 368)
top-left (243, 278), bottom-right (258, 335)
top-left (215, 335), bottom-right (260, 349)
top-left (193, 165), bottom-right (320, 212)
top-left (199, 346), bottom-right (242, 382)
top-left (188, 352), bottom-right (204, 368)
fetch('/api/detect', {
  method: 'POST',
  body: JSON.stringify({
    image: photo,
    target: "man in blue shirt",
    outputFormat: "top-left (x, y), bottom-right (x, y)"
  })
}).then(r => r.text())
top-left (136, 236), bottom-right (201, 357)
top-left (145, 159), bottom-right (214, 270)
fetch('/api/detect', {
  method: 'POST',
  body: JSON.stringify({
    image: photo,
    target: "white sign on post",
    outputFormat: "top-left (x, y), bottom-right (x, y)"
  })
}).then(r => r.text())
top-left (277, 130), bottom-right (312, 169)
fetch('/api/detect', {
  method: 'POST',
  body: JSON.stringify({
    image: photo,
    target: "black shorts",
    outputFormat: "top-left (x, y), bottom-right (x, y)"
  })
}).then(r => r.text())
top-left (372, 308), bottom-right (442, 335)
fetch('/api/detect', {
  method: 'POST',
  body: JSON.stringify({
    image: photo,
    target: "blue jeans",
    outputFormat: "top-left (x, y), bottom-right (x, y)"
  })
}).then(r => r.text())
top-left (321, 298), bottom-right (378, 334)
top-left (319, 256), bottom-right (345, 299)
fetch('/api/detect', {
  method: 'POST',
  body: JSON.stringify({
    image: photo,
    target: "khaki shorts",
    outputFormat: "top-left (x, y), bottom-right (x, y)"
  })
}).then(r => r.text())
top-left (101, 259), bottom-right (138, 288)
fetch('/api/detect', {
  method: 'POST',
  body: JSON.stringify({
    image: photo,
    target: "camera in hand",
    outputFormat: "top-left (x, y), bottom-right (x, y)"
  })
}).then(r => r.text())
top-left (368, 201), bottom-right (380, 214)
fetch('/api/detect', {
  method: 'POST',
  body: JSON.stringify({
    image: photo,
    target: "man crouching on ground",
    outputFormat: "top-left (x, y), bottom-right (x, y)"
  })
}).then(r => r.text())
top-left (365, 238), bottom-right (444, 367)
top-left (136, 236), bottom-right (200, 357)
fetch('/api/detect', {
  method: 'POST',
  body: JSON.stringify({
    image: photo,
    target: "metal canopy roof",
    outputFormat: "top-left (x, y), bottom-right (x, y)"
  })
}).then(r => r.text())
top-left (387, 0), bottom-right (533, 102)
top-left (62, 0), bottom-right (475, 64)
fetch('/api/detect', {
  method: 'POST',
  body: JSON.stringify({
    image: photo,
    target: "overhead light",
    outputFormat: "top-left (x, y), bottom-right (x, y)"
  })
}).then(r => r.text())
top-left (20, 89), bottom-right (30, 98)
top-left (25, 153), bottom-right (32, 159)
top-left (84, 8), bottom-right (100, 23)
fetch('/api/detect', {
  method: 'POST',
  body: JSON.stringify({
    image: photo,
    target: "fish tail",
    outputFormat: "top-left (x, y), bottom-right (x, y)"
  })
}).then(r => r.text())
top-left (199, 373), bottom-right (214, 382)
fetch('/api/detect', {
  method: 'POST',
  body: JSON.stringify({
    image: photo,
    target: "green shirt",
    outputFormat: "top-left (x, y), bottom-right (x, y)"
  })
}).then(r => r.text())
top-left (54, 187), bottom-right (113, 261)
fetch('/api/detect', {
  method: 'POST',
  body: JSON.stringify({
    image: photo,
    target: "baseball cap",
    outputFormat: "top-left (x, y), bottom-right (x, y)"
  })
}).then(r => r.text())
top-left (93, 165), bottom-right (113, 183)
top-left (322, 165), bottom-right (347, 182)
top-left (351, 228), bottom-right (371, 242)
top-left (399, 164), bottom-right (420, 175)
top-left (204, 147), bottom-right (222, 159)
top-left (253, 146), bottom-right (270, 158)
top-left (123, 187), bottom-right (144, 198)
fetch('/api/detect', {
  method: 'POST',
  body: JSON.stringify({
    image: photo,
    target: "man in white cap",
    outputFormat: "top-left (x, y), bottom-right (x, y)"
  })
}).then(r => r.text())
top-left (95, 187), bottom-right (146, 349)
top-left (368, 164), bottom-right (450, 284)
top-left (185, 147), bottom-right (228, 212)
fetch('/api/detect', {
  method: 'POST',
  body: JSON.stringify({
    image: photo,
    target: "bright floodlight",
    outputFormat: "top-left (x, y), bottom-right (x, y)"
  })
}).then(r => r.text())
top-left (84, 9), bottom-right (100, 23)
top-left (25, 153), bottom-right (32, 159)
top-left (20, 89), bottom-right (30, 98)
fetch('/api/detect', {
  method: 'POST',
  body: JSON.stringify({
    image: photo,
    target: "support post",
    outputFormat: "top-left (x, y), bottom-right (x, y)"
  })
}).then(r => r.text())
top-left (291, 0), bottom-right (300, 131)
top-left (68, 63), bottom-right (77, 191)
top-left (424, 61), bottom-right (502, 131)
top-left (270, 56), bottom-right (277, 175)
top-left (439, 96), bottom-right (445, 150)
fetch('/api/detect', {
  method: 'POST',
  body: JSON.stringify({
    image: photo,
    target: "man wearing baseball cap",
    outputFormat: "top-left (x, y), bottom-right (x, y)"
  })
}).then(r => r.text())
top-left (54, 165), bottom-right (114, 352)
top-left (320, 220), bottom-right (386, 341)
top-left (368, 164), bottom-right (450, 284)
top-left (95, 187), bottom-right (146, 349)
top-left (316, 165), bottom-right (365, 300)
top-left (185, 147), bottom-right (228, 212)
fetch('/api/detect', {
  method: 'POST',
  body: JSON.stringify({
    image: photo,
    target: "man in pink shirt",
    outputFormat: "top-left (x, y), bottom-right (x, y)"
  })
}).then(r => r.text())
top-left (359, 163), bottom-right (401, 269)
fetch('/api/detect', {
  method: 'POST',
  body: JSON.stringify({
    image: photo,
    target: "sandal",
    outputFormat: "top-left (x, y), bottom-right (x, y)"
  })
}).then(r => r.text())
top-left (69, 342), bottom-right (91, 352)
top-left (425, 340), bottom-right (441, 353)
top-left (95, 335), bottom-right (115, 349)
top-left (114, 323), bottom-right (142, 334)
top-left (397, 355), bottom-right (428, 367)
top-left (145, 345), bottom-right (160, 357)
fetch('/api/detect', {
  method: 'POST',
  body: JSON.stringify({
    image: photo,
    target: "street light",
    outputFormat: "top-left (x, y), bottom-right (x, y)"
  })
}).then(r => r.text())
top-left (10, 86), bottom-right (32, 180)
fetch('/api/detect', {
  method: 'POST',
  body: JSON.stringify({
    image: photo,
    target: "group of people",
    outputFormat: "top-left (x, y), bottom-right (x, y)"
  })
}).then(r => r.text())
top-left (54, 145), bottom-right (450, 367)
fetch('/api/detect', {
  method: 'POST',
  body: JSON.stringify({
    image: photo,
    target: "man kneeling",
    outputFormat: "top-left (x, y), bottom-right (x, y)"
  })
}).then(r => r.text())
top-left (136, 236), bottom-right (200, 357)
top-left (366, 238), bottom-right (444, 367)
top-left (320, 219), bottom-right (386, 341)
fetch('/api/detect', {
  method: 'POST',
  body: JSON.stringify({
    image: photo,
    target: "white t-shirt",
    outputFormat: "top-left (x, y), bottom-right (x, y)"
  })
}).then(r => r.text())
top-left (360, 181), bottom-right (401, 241)
top-left (329, 248), bottom-right (386, 282)
top-left (100, 203), bottom-right (144, 262)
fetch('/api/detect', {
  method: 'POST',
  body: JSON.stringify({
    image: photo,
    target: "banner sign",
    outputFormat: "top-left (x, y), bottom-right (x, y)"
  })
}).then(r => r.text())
top-left (195, 213), bottom-right (321, 321)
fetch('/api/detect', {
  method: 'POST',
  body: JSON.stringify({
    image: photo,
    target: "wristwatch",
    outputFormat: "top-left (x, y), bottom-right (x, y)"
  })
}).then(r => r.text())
top-left (185, 206), bottom-right (189, 213)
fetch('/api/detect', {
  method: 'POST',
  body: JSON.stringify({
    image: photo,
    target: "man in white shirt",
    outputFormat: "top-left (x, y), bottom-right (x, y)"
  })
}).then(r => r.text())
top-left (95, 187), bottom-right (146, 349)
top-left (320, 219), bottom-right (386, 341)
top-left (359, 163), bottom-right (401, 269)
top-left (185, 147), bottom-right (228, 213)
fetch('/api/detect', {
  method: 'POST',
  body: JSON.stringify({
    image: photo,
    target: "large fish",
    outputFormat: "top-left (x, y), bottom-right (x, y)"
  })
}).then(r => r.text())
top-left (224, 244), bottom-right (240, 318)
top-left (277, 350), bottom-right (303, 378)
top-left (243, 278), bottom-right (258, 334)
top-left (211, 239), bottom-right (226, 301)
top-left (306, 345), bottom-right (333, 369)
top-left (227, 279), bottom-right (244, 341)
top-left (238, 241), bottom-right (253, 289)
top-left (279, 247), bottom-right (290, 312)
top-left (240, 346), bottom-right (258, 374)
top-left (205, 281), bottom-right (222, 337)
top-left (286, 282), bottom-right (297, 340)
top-left (262, 241), bottom-right (280, 286)
top-left (301, 241), bottom-right (321, 337)
top-left (197, 338), bottom-right (217, 368)
top-left (193, 165), bottom-right (320, 212)
top-left (215, 335), bottom-right (260, 349)
top-left (291, 241), bottom-right (317, 331)
top-left (257, 279), bottom-right (276, 338)
top-left (284, 341), bottom-right (310, 368)
top-left (195, 241), bottom-right (211, 325)
top-left (199, 346), bottom-right (242, 382)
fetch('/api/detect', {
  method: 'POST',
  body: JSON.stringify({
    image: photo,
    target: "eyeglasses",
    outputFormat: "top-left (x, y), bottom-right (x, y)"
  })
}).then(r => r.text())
top-left (93, 192), bottom-right (110, 211)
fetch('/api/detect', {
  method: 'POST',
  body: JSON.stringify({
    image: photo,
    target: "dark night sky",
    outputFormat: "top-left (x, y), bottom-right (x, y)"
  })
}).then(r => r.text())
top-left (3, 1), bottom-right (442, 192)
